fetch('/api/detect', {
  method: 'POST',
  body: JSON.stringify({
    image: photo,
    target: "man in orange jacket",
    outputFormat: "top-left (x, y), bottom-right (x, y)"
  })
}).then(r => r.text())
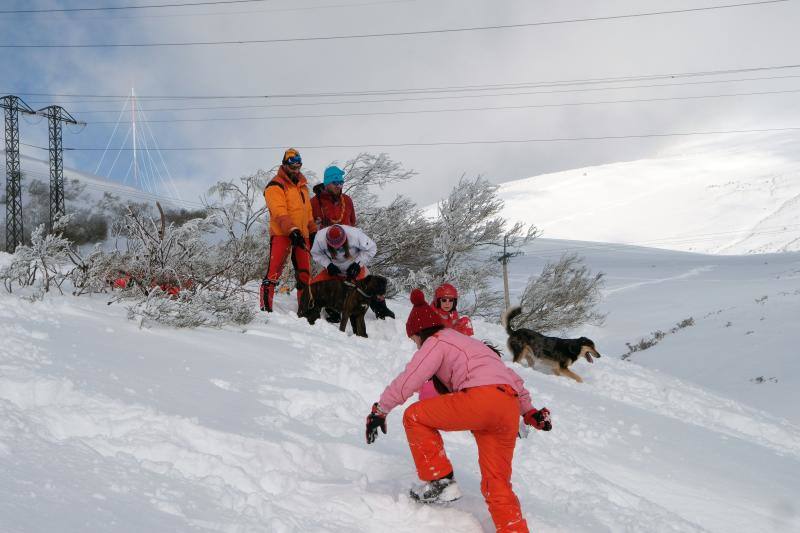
top-left (260, 148), bottom-right (318, 312)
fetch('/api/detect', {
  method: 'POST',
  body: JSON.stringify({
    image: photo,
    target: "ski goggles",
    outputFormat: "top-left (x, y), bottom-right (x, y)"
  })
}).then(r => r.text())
top-left (285, 155), bottom-right (302, 166)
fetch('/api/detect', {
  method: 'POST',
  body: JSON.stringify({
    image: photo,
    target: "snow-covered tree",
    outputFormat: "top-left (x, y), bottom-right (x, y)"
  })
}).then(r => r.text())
top-left (514, 253), bottom-right (606, 334)
top-left (427, 175), bottom-right (538, 317)
top-left (338, 152), bottom-right (417, 212)
top-left (203, 170), bottom-right (271, 285)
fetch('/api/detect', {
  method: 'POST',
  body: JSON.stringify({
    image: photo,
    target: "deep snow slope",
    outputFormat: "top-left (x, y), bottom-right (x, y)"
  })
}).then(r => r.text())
top-left (497, 133), bottom-right (800, 255)
top-left (1, 152), bottom-right (189, 210)
top-left (1, 242), bottom-right (799, 532)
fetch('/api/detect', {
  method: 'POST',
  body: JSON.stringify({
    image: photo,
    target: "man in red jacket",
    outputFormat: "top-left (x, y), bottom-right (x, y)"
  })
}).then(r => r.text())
top-left (311, 165), bottom-right (356, 228)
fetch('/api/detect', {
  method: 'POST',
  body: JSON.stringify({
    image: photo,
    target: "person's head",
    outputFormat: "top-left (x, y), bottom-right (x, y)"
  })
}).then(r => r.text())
top-left (282, 148), bottom-right (303, 178)
top-left (433, 283), bottom-right (458, 313)
top-left (406, 288), bottom-right (445, 347)
top-left (325, 224), bottom-right (351, 258)
top-left (323, 165), bottom-right (345, 196)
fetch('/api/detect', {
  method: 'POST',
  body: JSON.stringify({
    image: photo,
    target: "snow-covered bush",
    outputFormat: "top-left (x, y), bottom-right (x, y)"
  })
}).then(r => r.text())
top-left (0, 218), bottom-right (73, 296)
top-left (68, 246), bottom-right (128, 296)
top-left (126, 287), bottom-right (254, 328)
top-left (621, 317), bottom-right (695, 360)
top-left (514, 253), bottom-right (606, 333)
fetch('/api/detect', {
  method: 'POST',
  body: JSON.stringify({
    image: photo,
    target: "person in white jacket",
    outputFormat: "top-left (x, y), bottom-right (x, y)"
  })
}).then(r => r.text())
top-left (308, 224), bottom-right (394, 322)
top-left (310, 224), bottom-right (376, 280)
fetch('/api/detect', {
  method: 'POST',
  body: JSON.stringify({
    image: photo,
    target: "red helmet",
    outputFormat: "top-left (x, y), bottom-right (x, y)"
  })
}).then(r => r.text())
top-left (433, 283), bottom-right (458, 308)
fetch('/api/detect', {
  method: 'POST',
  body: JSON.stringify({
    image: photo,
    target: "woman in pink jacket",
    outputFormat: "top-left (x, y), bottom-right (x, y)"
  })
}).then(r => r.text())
top-left (365, 289), bottom-right (552, 533)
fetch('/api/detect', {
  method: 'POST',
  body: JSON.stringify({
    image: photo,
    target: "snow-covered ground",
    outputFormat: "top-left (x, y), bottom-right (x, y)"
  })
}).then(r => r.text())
top-left (497, 133), bottom-right (800, 255)
top-left (1, 240), bottom-right (798, 532)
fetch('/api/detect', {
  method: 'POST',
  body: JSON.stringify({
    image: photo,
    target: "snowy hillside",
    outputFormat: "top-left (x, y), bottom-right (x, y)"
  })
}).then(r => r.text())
top-left (1, 152), bottom-right (190, 210)
top-left (1, 240), bottom-right (799, 532)
top-left (497, 133), bottom-right (800, 255)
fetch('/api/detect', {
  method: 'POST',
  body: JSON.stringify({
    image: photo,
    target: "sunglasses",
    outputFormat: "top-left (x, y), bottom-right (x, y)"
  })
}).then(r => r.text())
top-left (439, 297), bottom-right (455, 303)
top-left (285, 155), bottom-right (302, 166)
top-left (329, 181), bottom-right (344, 187)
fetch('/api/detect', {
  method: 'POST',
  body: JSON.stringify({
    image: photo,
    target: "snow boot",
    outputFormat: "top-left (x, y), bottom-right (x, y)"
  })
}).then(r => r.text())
top-left (259, 279), bottom-right (272, 312)
top-left (409, 474), bottom-right (461, 504)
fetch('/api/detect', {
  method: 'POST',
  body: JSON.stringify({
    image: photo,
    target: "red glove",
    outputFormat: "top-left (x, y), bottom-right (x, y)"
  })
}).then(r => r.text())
top-left (523, 408), bottom-right (552, 431)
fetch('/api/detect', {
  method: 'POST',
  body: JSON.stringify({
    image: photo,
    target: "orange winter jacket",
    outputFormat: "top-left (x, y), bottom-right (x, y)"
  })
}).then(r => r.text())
top-left (264, 167), bottom-right (318, 237)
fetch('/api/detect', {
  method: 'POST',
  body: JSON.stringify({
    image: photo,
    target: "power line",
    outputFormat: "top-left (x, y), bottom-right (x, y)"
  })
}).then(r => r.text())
top-left (59, 74), bottom-right (800, 114)
top-left (20, 125), bottom-right (800, 152)
top-left (80, 88), bottom-right (800, 125)
top-left (15, 0), bottom-right (411, 20)
top-left (0, 0), bottom-right (789, 48)
top-left (0, 0), bottom-right (269, 15)
top-left (8, 64), bottom-right (800, 101)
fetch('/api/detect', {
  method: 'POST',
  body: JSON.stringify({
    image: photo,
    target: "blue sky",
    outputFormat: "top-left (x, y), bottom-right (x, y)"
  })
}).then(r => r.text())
top-left (2, 0), bottom-right (800, 206)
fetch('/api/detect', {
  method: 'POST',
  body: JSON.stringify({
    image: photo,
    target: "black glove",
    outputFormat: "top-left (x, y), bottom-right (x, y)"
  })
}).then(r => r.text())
top-left (346, 262), bottom-right (360, 279)
top-left (288, 229), bottom-right (305, 247)
top-left (366, 403), bottom-right (387, 444)
top-left (309, 232), bottom-right (317, 247)
top-left (327, 263), bottom-right (341, 276)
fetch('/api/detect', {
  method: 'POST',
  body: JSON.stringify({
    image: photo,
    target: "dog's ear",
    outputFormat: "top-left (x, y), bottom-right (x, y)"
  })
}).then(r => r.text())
top-left (566, 340), bottom-right (582, 356)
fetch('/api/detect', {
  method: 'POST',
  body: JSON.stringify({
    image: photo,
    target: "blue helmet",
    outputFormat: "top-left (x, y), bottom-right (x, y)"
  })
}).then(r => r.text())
top-left (323, 165), bottom-right (345, 186)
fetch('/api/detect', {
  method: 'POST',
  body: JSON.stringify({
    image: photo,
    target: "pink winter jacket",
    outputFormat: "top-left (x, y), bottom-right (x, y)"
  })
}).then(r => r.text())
top-left (378, 328), bottom-right (535, 415)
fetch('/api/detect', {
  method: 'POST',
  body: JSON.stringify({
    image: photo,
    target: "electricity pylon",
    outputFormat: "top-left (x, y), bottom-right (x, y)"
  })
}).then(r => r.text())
top-left (2, 95), bottom-right (36, 252)
top-left (37, 106), bottom-right (84, 230)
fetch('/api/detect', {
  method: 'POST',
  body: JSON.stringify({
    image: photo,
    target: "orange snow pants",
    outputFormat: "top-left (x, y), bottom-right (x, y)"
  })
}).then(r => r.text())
top-left (264, 235), bottom-right (311, 309)
top-left (402, 385), bottom-right (529, 533)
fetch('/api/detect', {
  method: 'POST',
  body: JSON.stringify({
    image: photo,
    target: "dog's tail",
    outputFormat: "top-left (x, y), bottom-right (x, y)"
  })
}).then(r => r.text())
top-left (501, 306), bottom-right (523, 336)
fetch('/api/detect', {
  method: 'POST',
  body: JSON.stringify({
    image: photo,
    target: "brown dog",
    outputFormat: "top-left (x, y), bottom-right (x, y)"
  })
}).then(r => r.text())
top-left (502, 306), bottom-right (601, 383)
top-left (298, 275), bottom-right (388, 338)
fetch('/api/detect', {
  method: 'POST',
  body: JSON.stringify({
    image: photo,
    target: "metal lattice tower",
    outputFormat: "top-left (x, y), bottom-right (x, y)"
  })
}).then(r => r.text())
top-left (37, 106), bottom-right (82, 230)
top-left (2, 95), bottom-right (36, 253)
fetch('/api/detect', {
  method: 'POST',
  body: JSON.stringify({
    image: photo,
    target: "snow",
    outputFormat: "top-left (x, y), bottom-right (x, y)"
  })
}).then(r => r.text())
top-left (496, 132), bottom-right (800, 255)
top-left (1, 239), bottom-right (799, 532)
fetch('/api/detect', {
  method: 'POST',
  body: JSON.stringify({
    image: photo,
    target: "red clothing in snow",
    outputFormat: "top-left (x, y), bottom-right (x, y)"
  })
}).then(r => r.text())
top-left (379, 329), bottom-right (535, 533)
top-left (311, 190), bottom-right (356, 228)
top-left (403, 385), bottom-right (530, 532)
top-left (433, 307), bottom-right (474, 336)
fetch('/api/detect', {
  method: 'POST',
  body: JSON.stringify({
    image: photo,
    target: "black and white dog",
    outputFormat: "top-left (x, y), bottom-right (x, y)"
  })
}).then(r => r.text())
top-left (502, 306), bottom-right (601, 383)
